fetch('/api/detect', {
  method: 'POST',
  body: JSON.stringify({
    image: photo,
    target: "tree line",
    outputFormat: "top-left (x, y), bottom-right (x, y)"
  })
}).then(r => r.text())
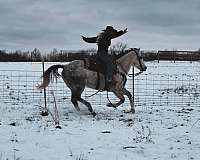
top-left (0, 42), bottom-right (127, 62)
top-left (0, 48), bottom-right (96, 62)
top-left (1, 43), bottom-right (200, 62)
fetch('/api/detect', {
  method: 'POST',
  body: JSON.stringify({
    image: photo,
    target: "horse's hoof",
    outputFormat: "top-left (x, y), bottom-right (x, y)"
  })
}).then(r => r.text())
top-left (124, 109), bottom-right (135, 114)
top-left (123, 110), bottom-right (130, 113)
top-left (106, 103), bottom-right (116, 108)
top-left (106, 103), bottom-right (112, 107)
top-left (41, 111), bottom-right (48, 116)
top-left (92, 112), bottom-right (96, 117)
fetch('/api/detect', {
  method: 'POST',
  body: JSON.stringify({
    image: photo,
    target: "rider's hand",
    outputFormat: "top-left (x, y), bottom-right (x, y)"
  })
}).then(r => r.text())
top-left (81, 36), bottom-right (87, 41)
top-left (123, 28), bottom-right (128, 34)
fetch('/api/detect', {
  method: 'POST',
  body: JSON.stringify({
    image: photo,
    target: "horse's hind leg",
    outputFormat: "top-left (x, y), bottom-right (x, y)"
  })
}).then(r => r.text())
top-left (79, 98), bottom-right (96, 116)
top-left (71, 92), bottom-right (80, 112)
top-left (71, 87), bottom-right (96, 116)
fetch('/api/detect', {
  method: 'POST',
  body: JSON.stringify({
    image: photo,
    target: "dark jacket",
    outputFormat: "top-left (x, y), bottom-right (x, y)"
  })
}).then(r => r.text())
top-left (82, 30), bottom-right (124, 52)
top-left (82, 27), bottom-right (126, 82)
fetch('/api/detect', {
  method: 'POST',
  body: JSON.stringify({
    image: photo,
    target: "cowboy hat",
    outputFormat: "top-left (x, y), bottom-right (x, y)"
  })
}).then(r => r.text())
top-left (102, 26), bottom-right (117, 32)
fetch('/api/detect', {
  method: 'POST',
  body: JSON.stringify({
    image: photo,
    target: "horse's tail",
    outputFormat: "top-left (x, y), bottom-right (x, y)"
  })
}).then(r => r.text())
top-left (38, 64), bottom-right (64, 89)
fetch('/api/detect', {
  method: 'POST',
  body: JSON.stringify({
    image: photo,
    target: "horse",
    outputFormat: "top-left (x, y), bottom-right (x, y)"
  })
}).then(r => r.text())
top-left (38, 48), bottom-right (147, 116)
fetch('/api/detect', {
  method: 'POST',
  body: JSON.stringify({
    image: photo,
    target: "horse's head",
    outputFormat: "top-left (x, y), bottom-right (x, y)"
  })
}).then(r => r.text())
top-left (131, 48), bottom-right (147, 71)
top-left (116, 48), bottom-right (147, 75)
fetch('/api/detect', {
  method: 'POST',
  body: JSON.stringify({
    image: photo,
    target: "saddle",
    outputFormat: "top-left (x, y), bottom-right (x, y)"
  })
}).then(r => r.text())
top-left (82, 49), bottom-right (133, 74)
top-left (83, 56), bottom-right (118, 90)
top-left (83, 56), bottom-right (117, 76)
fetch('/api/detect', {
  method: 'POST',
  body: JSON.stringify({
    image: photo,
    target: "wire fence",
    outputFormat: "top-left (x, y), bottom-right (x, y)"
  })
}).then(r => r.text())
top-left (134, 61), bottom-right (200, 109)
top-left (0, 61), bottom-right (200, 109)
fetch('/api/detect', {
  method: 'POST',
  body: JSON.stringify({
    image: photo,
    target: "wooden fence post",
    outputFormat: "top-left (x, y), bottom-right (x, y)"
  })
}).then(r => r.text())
top-left (132, 66), bottom-right (135, 106)
top-left (157, 51), bottom-right (160, 63)
top-left (42, 61), bottom-right (48, 116)
top-left (173, 51), bottom-right (176, 63)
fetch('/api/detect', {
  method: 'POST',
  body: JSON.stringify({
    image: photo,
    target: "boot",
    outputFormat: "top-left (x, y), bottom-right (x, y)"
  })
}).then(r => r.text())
top-left (106, 75), bottom-right (112, 83)
top-left (106, 76), bottom-right (117, 86)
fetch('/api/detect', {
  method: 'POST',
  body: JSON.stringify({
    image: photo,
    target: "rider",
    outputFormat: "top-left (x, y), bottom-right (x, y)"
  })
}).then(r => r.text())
top-left (81, 26), bottom-right (128, 83)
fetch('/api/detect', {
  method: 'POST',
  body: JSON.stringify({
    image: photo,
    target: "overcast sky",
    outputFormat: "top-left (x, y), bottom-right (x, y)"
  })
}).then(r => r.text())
top-left (0, 0), bottom-right (199, 52)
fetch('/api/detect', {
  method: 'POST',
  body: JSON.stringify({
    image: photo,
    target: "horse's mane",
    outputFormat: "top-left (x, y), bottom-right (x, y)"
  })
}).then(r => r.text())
top-left (77, 48), bottom-right (136, 62)
top-left (114, 48), bottom-right (134, 60)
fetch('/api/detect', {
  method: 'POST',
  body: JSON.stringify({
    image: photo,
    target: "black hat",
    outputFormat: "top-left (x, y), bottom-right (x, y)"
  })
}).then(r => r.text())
top-left (102, 26), bottom-right (117, 32)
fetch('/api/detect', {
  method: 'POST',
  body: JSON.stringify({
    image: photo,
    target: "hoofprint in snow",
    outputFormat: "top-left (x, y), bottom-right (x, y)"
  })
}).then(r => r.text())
top-left (0, 62), bottom-right (200, 160)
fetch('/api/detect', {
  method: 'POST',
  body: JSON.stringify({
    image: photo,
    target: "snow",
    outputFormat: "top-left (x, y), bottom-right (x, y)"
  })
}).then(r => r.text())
top-left (0, 61), bottom-right (200, 160)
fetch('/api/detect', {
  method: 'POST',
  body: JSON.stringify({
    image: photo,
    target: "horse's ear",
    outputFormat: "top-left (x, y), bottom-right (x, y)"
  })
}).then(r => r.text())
top-left (133, 47), bottom-right (140, 52)
top-left (134, 48), bottom-right (140, 52)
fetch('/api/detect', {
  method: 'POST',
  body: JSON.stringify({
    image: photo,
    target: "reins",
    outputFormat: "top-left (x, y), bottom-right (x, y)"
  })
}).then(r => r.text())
top-left (85, 89), bottom-right (102, 98)
top-left (85, 70), bottom-right (143, 108)
top-left (107, 91), bottom-right (115, 108)
top-left (85, 49), bottom-right (145, 107)
top-left (85, 49), bottom-right (144, 99)
top-left (133, 71), bottom-right (143, 77)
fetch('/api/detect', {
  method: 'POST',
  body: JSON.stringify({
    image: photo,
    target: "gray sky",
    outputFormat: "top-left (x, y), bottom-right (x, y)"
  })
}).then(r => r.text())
top-left (0, 0), bottom-right (199, 52)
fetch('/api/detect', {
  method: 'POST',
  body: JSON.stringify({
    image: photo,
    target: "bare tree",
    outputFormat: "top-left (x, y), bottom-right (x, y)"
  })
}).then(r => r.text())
top-left (110, 42), bottom-right (128, 55)
top-left (31, 48), bottom-right (42, 61)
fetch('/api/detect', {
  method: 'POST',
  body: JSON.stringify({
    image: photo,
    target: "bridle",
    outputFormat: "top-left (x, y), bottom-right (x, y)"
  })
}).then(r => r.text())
top-left (131, 48), bottom-right (144, 76)
top-left (134, 48), bottom-right (144, 71)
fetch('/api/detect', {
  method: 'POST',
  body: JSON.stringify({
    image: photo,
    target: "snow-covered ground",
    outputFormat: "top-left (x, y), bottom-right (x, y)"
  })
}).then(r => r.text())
top-left (0, 62), bottom-right (200, 160)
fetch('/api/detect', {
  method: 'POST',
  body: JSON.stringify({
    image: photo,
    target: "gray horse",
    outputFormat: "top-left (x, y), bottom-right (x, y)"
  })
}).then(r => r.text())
top-left (38, 48), bottom-right (147, 116)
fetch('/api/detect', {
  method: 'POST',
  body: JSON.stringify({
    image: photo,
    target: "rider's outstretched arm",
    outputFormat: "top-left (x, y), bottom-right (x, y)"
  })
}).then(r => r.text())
top-left (110, 28), bottom-right (128, 39)
top-left (82, 36), bottom-right (97, 43)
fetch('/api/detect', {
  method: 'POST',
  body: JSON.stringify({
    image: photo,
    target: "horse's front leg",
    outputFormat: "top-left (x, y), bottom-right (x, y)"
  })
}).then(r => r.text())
top-left (122, 88), bottom-right (135, 113)
top-left (106, 90), bottom-right (125, 108)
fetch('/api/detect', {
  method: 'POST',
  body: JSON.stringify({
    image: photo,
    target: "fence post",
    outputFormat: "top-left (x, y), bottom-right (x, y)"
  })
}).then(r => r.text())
top-left (132, 66), bottom-right (134, 106)
top-left (157, 51), bottom-right (160, 63)
top-left (173, 50), bottom-right (176, 63)
top-left (190, 52), bottom-right (192, 63)
top-left (42, 61), bottom-right (48, 116)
